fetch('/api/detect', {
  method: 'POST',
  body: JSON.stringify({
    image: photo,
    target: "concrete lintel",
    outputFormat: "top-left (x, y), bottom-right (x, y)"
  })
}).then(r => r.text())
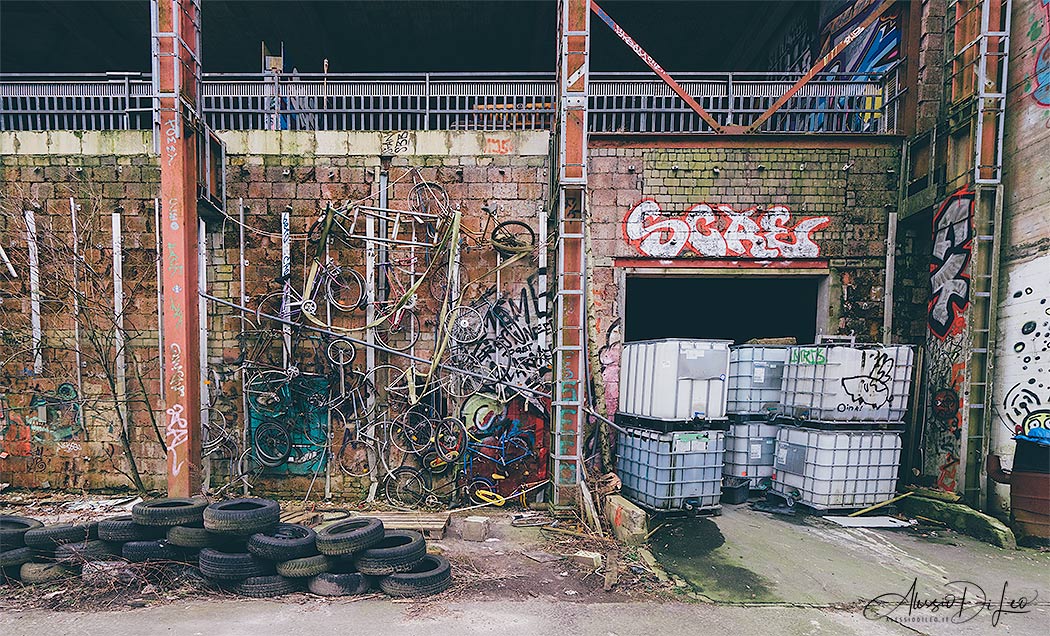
top-left (0, 131), bottom-right (153, 156)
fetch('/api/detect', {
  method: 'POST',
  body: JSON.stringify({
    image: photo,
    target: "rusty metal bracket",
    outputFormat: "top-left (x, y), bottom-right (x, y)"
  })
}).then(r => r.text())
top-left (589, 0), bottom-right (725, 133)
top-left (740, 0), bottom-right (898, 134)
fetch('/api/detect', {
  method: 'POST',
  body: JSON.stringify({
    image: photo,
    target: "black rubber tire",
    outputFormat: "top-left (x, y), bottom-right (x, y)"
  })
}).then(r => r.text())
top-left (54, 540), bottom-right (117, 564)
top-left (132, 497), bottom-right (209, 527)
top-left (232, 575), bottom-right (302, 598)
top-left (19, 562), bottom-right (73, 585)
top-left (379, 555), bottom-right (452, 597)
top-left (247, 523), bottom-right (317, 561)
top-left (98, 515), bottom-right (167, 542)
top-left (198, 548), bottom-right (274, 581)
top-left (0, 515), bottom-right (44, 550)
top-left (315, 517), bottom-right (384, 556)
top-left (276, 554), bottom-right (331, 578)
top-left (23, 523), bottom-right (96, 549)
top-left (166, 524), bottom-right (216, 549)
top-left (353, 530), bottom-right (427, 575)
top-left (121, 540), bottom-right (182, 563)
top-left (0, 547), bottom-right (36, 568)
top-left (307, 571), bottom-right (373, 596)
top-left (203, 499), bottom-right (280, 536)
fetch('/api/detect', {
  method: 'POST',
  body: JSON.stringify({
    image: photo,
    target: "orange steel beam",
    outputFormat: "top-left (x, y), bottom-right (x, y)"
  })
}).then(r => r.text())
top-left (156, 0), bottom-right (202, 497)
top-left (589, 0), bottom-right (724, 133)
top-left (741, 0), bottom-right (897, 134)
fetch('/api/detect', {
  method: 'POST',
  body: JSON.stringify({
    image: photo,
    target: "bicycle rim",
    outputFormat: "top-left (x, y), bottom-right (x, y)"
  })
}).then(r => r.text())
top-left (252, 419), bottom-right (292, 467)
top-left (326, 267), bottom-right (364, 312)
top-left (446, 306), bottom-right (485, 344)
top-left (490, 220), bottom-right (536, 255)
top-left (384, 467), bottom-right (427, 508)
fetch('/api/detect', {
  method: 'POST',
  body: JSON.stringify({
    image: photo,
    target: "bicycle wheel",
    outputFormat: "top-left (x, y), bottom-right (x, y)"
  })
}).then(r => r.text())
top-left (409, 181), bottom-right (449, 216)
top-left (384, 466), bottom-right (427, 508)
top-left (202, 409), bottom-right (231, 458)
top-left (445, 306), bottom-right (485, 344)
top-left (325, 266), bottom-right (364, 312)
top-left (252, 418), bottom-right (292, 467)
top-left (374, 308), bottom-right (420, 352)
top-left (422, 451), bottom-right (454, 477)
top-left (244, 370), bottom-right (291, 413)
top-left (335, 422), bottom-right (380, 478)
top-left (465, 475), bottom-right (498, 505)
top-left (444, 351), bottom-right (487, 398)
top-left (255, 291), bottom-right (299, 331)
top-left (389, 414), bottom-right (436, 456)
top-left (427, 260), bottom-right (449, 302)
top-left (325, 338), bottom-right (356, 367)
top-left (490, 220), bottom-right (536, 255)
top-left (434, 417), bottom-right (466, 464)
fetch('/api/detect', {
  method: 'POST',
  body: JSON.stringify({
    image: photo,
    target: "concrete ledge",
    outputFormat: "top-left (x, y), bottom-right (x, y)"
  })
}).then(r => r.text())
top-left (899, 496), bottom-right (1017, 549)
top-left (605, 494), bottom-right (648, 545)
top-left (0, 131), bottom-right (153, 156)
top-left (217, 130), bottom-right (550, 156)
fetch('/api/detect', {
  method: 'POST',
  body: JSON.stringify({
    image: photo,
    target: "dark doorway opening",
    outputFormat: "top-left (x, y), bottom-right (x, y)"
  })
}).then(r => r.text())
top-left (624, 276), bottom-right (820, 344)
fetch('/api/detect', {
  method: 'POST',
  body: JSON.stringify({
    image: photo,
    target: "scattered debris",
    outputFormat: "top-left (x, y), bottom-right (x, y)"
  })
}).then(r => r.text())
top-left (522, 550), bottom-right (562, 563)
top-left (825, 516), bottom-right (915, 528)
top-left (569, 550), bottom-right (603, 570)
top-left (461, 516), bottom-right (490, 542)
top-left (603, 551), bottom-right (618, 591)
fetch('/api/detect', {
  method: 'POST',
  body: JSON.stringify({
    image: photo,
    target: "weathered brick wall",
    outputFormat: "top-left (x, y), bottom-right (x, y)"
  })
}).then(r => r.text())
top-left (0, 132), bottom-right (166, 491)
top-left (915, 0), bottom-right (948, 133)
top-left (585, 140), bottom-right (902, 417)
top-left (0, 130), bottom-right (551, 500)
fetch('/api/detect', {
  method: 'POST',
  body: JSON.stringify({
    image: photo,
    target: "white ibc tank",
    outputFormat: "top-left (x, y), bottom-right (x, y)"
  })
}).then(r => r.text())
top-left (780, 345), bottom-right (916, 423)
top-left (727, 345), bottom-right (789, 416)
top-left (619, 339), bottom-right (731, 421)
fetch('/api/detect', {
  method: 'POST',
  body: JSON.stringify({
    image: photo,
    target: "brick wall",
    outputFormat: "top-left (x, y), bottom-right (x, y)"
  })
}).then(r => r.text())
top-left (0, 130), bottom-right (551, 499)
top-left (585, 140), bottom-right (902, 417)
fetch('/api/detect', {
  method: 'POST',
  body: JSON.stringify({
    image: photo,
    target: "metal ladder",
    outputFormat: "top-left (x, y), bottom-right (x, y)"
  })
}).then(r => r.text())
top-left (551, 0), bottom-right (590, 508)
top-left (960, 0), bottom-right (1011, 508)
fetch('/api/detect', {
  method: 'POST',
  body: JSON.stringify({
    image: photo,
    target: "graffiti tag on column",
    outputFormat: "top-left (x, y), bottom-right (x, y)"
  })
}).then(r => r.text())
top-left (841, 350), bottom-right (895, 408)
top-left (623, 199), bottom-right (830, 258)
top-left (381, 131), bottom-right (410, 155)
top-left (169, 343), bottom-right (186, 398)
top-left (484, 137), bottom-right (512, 155)
top-left (164, 118), bottom-right (178, 167)
top-left (166, 403), bottom-right (187, 476)
top-left (928, 188), bottom-right (974, 339)
top-left (167, 197), bottom-right (181, 231)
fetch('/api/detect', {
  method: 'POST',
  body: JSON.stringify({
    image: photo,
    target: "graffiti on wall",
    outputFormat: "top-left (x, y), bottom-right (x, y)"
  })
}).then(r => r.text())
top-left (1031, 0), bottom-right (1050, 107)
top-left (928, 188), bottom-right (974, 340)
top-left (995, 256), bottom-right (1050, 439)
top-left (461, 274), bottom-right (552, 394)
top-left (623, 199), bottom-right (830, 259)
top-left (596, 318), bottom-right (622, 418)
top-left (820, 0), bottom-right (902, 76)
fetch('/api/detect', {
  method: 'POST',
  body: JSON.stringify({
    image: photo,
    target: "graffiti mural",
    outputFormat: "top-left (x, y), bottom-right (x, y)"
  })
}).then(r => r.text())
top-left (1032, 0), bottom-right (1050, 107)
top-left (623, 199), bottom-right (830, 259)
top-left (995, 256), bottom-right (1050, 437)
top-left (928, 187), bottom-right (975, 339)
top-left (820, 0), bottom-right (902, 77)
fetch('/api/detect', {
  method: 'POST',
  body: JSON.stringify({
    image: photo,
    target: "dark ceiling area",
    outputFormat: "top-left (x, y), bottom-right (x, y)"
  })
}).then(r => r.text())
top-left (0, 0), bottom-right (804, 74)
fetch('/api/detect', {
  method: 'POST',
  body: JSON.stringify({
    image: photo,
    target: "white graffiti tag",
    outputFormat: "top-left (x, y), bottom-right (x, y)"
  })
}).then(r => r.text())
top-left (168, 343), bottom-right (186, 397)
top-left (624, 199), bottom-right (829, 258)
top-left (166, 402), bottom-right (187, 476)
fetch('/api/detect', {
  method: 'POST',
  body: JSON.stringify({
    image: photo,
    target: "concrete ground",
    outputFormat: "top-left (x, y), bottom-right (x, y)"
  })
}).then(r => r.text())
top-left (650, 504), bottom-right (1050, 636)
top-left (0, 501), bottom-right (1046, 636)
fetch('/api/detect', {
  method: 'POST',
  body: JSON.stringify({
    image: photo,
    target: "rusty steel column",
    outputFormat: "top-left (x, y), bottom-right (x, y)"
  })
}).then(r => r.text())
top-left (153, 0), bottom-right (202, 496)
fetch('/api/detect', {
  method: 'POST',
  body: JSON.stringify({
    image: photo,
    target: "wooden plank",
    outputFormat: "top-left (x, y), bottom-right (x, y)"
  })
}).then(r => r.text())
top-left (348, 511), bottom-right (451, 540)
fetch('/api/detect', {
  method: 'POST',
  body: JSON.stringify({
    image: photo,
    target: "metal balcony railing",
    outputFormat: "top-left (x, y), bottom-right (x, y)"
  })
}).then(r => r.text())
top-left (0, 68), bottom-right (903, 134)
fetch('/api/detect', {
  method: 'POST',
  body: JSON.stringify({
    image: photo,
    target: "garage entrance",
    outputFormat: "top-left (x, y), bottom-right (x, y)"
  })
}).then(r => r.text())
top-left (624, 275), bottom-right (823, 344)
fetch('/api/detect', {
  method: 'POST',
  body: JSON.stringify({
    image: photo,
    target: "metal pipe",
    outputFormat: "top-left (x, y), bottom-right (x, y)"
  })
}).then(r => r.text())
top-left (154, 199), bottom-right (166, 414)
top-left (69, 198), bottom-right (84, 427)
top-left (238, 199), bottom-right (249, 495)
top-left (111, 207), bottom-right (128, 435)
top-left (24, 207), bottom-right (42, 375)
top-left (883, 210), bottom-right (898, 344)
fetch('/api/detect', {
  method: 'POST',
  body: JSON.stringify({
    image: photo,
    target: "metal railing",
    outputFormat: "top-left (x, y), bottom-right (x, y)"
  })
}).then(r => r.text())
top-left (0, 69), bottom-right (902, 134)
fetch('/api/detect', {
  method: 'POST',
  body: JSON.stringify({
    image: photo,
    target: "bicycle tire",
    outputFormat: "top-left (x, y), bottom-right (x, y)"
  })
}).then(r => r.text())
top-left (255, 291), bottom-right (299, 331)
top-left (427, 261), bottom-right (449, 302)
top-left (434, 417), bottom-right (466, 464)
top-left (244, 370), bottom-right (291, 413)
top-left (465, 476), bottom-right (498, 505)
top-left (490, 220), bottom-right (536, 255)
top-left (325, 338), bottom-right (356, 367)
top-left (389, 414), bottom-right (436, 456)
top-left (335, 422), bottom-right (383, 479)
top-left (409, 181), bottom-right (449, 216)
top-left (252, 418), bottom-right (292, 468)
top-left (325, 267), bottom-right (364, 312)
top-left (445, 306), bottom-right (485, 344)
top-left (202, 409), bottom-right (230, 457)
top-left (374, 308), bottom-right (420, 352)
top-left (384, 467), bottom-right (427, 508)
top-left (444, 351), bottom-right (486, 398)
